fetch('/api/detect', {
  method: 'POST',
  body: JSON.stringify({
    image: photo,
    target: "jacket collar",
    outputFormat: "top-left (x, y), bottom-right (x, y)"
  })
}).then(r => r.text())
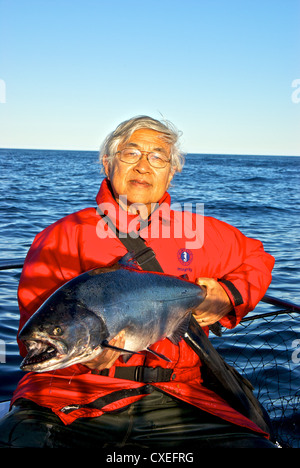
top-left (95, 177), bottom-right (171, 235)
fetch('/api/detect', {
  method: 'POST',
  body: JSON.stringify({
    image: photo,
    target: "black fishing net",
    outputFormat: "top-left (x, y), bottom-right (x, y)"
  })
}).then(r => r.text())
top-left (211, 308), bottom-right (300, 448)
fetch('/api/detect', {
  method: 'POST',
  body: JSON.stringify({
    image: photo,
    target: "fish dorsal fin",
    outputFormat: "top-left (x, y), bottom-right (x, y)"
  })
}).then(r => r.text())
top-left (179, 274), bottom-right (189, 280)
top-left (118, 252), bottom-right (141, 270)
top-left (168, 314), bottom-right (191, 345)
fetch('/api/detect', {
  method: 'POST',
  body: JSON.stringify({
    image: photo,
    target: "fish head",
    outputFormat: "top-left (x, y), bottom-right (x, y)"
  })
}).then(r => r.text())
top-left (19, 291), bottom-right (108, 372)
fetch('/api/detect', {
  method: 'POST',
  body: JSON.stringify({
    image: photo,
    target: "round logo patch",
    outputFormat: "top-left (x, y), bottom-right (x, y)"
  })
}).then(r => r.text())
top-left (177, 248), bottom-right (193, 266)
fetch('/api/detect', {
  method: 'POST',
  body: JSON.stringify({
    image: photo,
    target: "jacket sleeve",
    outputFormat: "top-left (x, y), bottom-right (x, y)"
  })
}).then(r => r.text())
top-left (17, 215), bottom-right (82, 356)
top-left (204, 217), bottom-right (275, 329)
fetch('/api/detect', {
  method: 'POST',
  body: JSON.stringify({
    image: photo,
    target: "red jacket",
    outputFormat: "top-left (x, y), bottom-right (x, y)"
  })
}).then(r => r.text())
top-left (12, 178), bottom-right (274, 435)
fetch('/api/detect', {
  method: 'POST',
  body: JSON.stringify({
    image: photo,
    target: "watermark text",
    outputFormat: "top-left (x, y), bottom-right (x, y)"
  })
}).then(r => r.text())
top-left (106, 451), bottom-right (194, 464)
top-left (291, 79), bottom-right (300, 103)
top-left (96, 199), bottom-right (204, 249)
top-left (0, 79), bottom-right (6, 103)
top-left (0, 339), bottom-right (6, 363)
top-left (291, 339), bottom-right (300, 364)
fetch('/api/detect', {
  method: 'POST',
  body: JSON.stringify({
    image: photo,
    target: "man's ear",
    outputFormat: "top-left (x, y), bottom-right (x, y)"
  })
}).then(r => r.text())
top-left (102, 154), bottom-right (110, 177)
top-left (167, 167), bottom-right (175, 189)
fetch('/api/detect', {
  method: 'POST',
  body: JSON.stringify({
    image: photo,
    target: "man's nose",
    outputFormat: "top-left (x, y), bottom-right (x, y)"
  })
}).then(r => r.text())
top-left (133, 153), bottom-right (151, 171)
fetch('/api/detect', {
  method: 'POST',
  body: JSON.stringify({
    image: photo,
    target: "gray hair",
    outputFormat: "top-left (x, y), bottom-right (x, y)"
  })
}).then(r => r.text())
top-left (99, 115), bottom-right (185, 173)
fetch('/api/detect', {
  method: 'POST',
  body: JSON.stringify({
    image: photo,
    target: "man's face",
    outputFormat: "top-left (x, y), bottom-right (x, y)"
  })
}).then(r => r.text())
top-left (103, 128), bottom-right (174, 216)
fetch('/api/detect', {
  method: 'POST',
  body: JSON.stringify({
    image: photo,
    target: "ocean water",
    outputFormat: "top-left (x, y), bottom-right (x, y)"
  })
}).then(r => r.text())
top-left (0, 148), bottom-right (299, 447)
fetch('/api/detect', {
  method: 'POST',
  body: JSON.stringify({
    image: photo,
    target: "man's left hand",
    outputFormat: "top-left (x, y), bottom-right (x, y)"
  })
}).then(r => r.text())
top-left (193, 278), bottom-right (233, 327)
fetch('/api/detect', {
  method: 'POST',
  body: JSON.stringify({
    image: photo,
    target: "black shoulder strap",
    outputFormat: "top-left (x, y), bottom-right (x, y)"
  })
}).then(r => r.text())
top-left (98, 211), bottom-right (164, 273)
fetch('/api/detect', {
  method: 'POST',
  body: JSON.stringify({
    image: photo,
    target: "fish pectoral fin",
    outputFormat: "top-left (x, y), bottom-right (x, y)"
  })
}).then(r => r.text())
top-left (146, 347), bottom-right (171, 362)
top-left (168, 314), bottom-right (191, 345)
top-left (101, 340), bottom-right (139, 355)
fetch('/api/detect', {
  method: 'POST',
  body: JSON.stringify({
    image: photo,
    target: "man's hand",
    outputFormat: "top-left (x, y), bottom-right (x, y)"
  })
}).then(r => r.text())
top-left (193, 278), bottom-right (233, 327)
top-left (85, 330), bottom-right (126, 371)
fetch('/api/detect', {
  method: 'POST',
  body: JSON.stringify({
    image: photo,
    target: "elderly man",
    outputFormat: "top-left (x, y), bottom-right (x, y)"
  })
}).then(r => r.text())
top-left (0, 116), bottom-right (276, 448)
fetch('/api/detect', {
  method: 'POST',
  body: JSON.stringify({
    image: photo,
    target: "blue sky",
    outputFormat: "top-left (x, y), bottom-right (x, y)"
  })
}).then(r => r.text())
top-left (0, 0), bottom-right (299, 155)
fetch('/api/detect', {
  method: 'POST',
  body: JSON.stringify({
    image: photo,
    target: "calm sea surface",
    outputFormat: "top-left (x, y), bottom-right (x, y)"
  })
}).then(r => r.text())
top-left (0, 149), bottom-right (299, 446)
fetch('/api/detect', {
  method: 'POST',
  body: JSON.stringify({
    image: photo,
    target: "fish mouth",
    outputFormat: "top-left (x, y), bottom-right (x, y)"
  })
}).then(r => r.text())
top-left (20, 338), bottom-right (67, 371)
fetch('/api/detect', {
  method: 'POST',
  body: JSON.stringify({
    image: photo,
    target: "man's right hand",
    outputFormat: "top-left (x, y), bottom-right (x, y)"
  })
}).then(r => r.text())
top-left (85, 330), bottom-right (126, 371)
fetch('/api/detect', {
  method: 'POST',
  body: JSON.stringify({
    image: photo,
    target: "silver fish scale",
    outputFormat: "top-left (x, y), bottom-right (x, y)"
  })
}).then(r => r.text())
top-left (75, 268), bottom-right (204, 348)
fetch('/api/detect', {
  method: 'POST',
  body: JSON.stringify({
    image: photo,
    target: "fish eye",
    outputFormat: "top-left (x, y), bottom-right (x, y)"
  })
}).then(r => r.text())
top-left (52, 326), bottom-right (63, 336)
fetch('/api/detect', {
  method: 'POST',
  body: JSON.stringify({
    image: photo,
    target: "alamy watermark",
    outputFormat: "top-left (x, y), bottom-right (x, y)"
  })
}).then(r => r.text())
top-left (291, 339), bottom-right (300, 364)
top-left (291, 79), bottom-right (300, 103)
top-left (0, 339), bottom-right (6, 363)
top-left (0, 79), bottom-right (6, 103)
top-left (96, 198), bottom-right (204, 249)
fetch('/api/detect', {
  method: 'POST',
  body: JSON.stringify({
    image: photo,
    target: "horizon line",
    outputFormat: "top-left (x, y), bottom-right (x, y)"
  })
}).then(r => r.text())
top-left (0, 146), bottom-right (299, 158)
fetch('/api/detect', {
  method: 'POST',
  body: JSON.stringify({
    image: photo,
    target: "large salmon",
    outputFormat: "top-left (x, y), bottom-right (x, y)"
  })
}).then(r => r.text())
top-left (19, 254), bottom-right (206, 372)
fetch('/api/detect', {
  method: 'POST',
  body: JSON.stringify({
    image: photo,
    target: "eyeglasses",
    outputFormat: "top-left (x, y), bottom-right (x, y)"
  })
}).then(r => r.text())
top-left (116, 148), bottom-right (171, 169)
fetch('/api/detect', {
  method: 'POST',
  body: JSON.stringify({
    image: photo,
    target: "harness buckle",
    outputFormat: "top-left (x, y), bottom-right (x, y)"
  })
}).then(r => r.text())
top-left (134, 366), bottom-right (173, 383)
